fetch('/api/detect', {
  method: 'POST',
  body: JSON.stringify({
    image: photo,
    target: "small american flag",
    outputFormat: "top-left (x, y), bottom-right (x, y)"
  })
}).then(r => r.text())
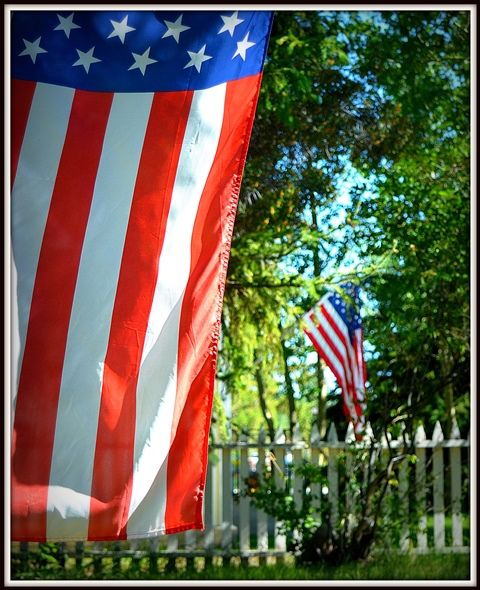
top-left (302, 283), bottom-right (367, 435)
top-left (10, 9), bottom-right (272, 542)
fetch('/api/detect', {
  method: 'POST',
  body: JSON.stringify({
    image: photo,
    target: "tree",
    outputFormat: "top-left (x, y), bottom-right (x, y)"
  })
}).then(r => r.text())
top-left (345, 11), bottom-right (470, 436)
top-left (216, 10), bottom-right (471, 441)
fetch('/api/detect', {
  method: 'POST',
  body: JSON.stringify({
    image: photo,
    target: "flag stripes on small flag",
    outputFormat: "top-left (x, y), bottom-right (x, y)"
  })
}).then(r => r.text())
top-left (10, 10), bottom-right (273, 542)
top-left (302, 283), bottom-right (367, 435)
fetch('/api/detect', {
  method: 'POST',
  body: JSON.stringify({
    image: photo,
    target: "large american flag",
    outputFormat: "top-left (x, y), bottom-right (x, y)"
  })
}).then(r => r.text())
top-left (10, 10), bottom-right (272, 542)
top-left (302, 283), bottom-right (367, 435)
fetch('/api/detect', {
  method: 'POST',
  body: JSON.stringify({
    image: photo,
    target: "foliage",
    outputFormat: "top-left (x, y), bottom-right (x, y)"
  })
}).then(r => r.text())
top-left (246, 435), bottom-right (423, 565)
top-left (344, 11), bottom-right (470, 436)
top-left (217, 9), bottom-right (470, 441)
top-left (221, 11), bottom-right (390, 439)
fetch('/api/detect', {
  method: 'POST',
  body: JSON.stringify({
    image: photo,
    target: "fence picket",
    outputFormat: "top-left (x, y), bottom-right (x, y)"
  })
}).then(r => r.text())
top-left (273, 428), bottom-right (287, 554)
top-left (256, 429), bottom-right (269, 554)
top-left (292, 423), bottom-right (304, 548)
top-left (239, 442), bottom-right (250, 554)
top-left (167, 531), bottom-right (178, 552)
top-left (449, 418), bottom-right (463, 547)
top-left (10, 423), bottom-right (470, 573)
top-left (432, 421), bottom-right (446, 549)
top-left (221, 447), bottom-right (233, 549)
top-left (414, 424), bottom-right (428, 551)
top-left (327, 423), bottom-right (339, 528)
top-left (345, 422), bottom-right (355, 515)
top-left (203, 457), bottom-right (214, 552)
top-left (310, 423), bottom-right (322, 522)
top-left (292, 424), bottom-right (304, 509)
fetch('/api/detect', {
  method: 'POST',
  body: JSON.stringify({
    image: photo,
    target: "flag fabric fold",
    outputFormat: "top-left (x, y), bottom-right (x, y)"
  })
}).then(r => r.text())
top-left (302, 283), bottom-right (367, 435)
top-left (10, 9), bottom-right (273, 542)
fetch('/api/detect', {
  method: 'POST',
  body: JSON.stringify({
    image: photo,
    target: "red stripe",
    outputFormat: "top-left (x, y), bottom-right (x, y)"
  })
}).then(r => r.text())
top-left (11, 79), bottom-right (36, 187)
top-left (165, 74), bottom-right (263, 531)
top-left (88, 91), bottom-right (193, 541)
top-left (11, 90), bottom-right (113, 541)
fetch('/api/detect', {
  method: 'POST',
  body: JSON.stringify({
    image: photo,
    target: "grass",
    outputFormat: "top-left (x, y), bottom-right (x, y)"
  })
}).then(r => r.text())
top-left (11, 551), bottom-right (471, 581)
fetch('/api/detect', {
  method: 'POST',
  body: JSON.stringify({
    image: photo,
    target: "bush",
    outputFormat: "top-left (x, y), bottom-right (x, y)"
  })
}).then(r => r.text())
top-left (245, 436), bottom-right (419, 565)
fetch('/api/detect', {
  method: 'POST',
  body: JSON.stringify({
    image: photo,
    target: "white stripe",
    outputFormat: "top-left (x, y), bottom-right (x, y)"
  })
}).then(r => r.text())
top-left (45, 92), bottom-right (154, 540)
top-left (127, 83), bottom-right (226, 535)
top-left (304, 315), bottom-right (359, 421)
top-left (11, 83), bottom-right (74, 408)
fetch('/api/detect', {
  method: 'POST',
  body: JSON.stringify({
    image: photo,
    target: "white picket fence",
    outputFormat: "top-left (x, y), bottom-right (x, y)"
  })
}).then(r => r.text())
top-left (12, 419), bottom-right (470, 570)
top-left (194, 419), bottom-right (470, 558)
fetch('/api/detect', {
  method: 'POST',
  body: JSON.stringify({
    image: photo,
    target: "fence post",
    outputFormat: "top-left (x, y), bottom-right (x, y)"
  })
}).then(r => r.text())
top-left (310, 423), bottom-right (322, 522)
top-left (273, 427), bottom-right (287, 555)
top-left (256, 427), bottom-right (269, 557)
top-left (414, 424), bottom-right (428, 552)
top-left (184, 529), bottom-right (196, 569)
top-left (449, 418), bottom-right (463, 548)
top-left (75, 541), bottom-right (84, 570)
top-left (148, 537), bottom-right (159, 575)
top-left (19, 542), bottom-right (29, 572)
top-left (327, 422), bottom-right (339, 528)
top-left (432, 421), bottom-right (445, 550)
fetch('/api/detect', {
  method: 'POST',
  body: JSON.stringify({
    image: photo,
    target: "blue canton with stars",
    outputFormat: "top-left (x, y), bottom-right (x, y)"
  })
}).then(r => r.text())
top-left (11, 11), bottom-right (273, 92)
top-left (326, 283), bottom-right (363, 342)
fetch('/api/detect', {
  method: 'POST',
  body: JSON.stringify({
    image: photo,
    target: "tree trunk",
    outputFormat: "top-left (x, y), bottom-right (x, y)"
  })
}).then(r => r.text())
top-left (254, 349), bottom-right (275, 442)
top-left (441, 350), bottom-right (456, 437)
top-left (279, 322), bottom-right (296, 440)
top-left (310, 193), bottom-right (327, 437)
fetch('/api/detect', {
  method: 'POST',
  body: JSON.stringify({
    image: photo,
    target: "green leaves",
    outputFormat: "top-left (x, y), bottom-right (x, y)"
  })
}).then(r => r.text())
top-left (217, 9), bottom-right (470, 441)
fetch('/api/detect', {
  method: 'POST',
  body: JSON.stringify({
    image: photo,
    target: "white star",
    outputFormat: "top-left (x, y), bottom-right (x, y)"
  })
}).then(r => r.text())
top-left (162, 14), bottom-right (190, 43)
top-left (218, 11), bottom-right (244, 36)
top-left (54, 13), bottom-right (81, 38)
top-left (184, 45), bottom-right (212, 73)
top-left (73, 47), bottom-right (101, 73)
top-left (233, 32), bottom-right (255, 61)
top-left (19, 37), bottom-right (47, 64)
top-left (128, 47), bottom-right (157, 75)
top-left (108, 15), bottom-right (135, 44)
